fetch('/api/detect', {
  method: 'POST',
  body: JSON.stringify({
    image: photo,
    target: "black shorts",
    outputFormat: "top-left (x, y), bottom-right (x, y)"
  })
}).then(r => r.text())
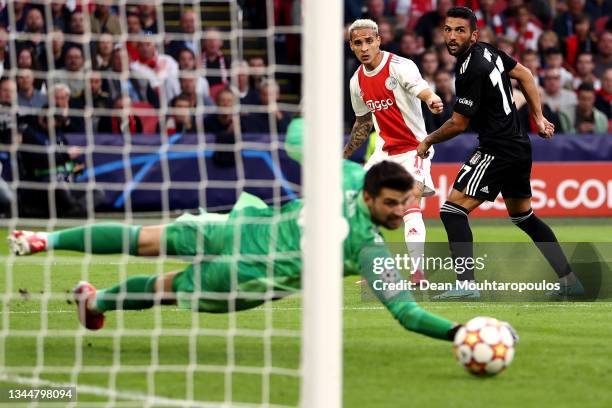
top-left (453, 149), bottom-right (532, 201)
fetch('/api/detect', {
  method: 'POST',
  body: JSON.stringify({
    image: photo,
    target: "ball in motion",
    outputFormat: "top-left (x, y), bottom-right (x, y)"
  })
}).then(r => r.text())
top-left (453, 316), bottom-right (516, 376)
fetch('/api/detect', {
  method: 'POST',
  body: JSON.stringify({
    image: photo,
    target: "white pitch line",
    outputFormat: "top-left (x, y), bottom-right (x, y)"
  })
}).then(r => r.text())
top-left (0, 303), bottom-right (605, 315)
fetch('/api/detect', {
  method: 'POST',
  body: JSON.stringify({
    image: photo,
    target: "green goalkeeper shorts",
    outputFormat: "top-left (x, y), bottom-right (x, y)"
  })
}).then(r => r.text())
top-left (171, 258), bottom-right (302, 313)
top-left (166, 196), bottom-right (304, 313)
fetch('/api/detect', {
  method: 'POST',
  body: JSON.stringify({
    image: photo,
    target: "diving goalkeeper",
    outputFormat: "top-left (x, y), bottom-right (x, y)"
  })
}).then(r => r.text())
top-left (10, 117), bottom-right (460, 340)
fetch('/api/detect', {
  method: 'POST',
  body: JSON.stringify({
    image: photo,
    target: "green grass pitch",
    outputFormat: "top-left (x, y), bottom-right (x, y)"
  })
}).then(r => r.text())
top-left (1, 218), bottom-right (611, 407)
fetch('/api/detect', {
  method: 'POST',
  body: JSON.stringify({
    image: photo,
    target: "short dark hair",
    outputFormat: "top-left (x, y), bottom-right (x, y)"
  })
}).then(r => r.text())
top-left (446, 6), bottom-right (477, 32)
top-left (364, 161), bottom-right (414, 197)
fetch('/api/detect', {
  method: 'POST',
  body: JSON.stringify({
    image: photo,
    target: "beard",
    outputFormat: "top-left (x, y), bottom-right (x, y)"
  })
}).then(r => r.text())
top-left (446, 40), bottom-right (472, 57)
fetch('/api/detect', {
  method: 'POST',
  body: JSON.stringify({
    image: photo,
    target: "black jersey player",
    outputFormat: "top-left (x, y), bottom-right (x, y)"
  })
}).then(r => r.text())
top-left (416, 6), bottom-right (583, 299)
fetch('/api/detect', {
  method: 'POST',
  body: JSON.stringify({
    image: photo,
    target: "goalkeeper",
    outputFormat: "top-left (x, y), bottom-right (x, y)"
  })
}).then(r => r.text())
top-left (9, 117), bottom-right (459, 340)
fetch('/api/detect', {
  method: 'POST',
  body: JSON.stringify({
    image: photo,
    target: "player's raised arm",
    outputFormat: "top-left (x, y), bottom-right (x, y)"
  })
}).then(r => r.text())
top-left (509, 62), bottom-right (555, 139)
top-left (416, 111), bottom-right (470, 158)
top-left (343, 112), bottom-right (374, 159)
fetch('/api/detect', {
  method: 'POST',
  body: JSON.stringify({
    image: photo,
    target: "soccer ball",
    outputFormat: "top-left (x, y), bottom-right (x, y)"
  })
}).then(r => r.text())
top-left (453, 316), bottom-right (516, 376)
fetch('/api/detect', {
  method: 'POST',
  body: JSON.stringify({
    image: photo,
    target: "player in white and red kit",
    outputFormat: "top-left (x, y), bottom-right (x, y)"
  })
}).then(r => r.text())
top-left (344, 19), bottom-right (444, 283)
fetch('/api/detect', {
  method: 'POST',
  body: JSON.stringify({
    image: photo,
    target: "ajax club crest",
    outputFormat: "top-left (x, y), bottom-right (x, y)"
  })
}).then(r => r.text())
top-left (385, 76), bottom-right (398, 90)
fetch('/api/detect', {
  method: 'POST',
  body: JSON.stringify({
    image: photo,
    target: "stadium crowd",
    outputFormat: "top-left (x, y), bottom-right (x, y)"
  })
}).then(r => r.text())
top-left (0, 0), bottom-right (610, 218)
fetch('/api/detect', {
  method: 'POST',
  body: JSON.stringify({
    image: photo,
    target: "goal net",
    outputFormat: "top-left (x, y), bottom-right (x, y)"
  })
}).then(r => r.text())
top-left (0, 0), bottom-right (342, 406)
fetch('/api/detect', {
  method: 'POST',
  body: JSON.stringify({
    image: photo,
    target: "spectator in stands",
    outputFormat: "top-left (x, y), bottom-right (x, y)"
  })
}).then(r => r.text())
top-left (537, 30), bottom-right (561, 60)
top-left (98, 96), bottom-right (143, 135)
top-left (378, 20), bottom-right (399, 55)
top-left (0, 77), bottom-right (16, 217)
top-left (563, 14), bottom-right (598, 68)
top-left (68, 11), bottom-right (86, 40)
top-left (247, 56), bottom-right (266, 91)
top-left (17, 47), bottom-right (45, 90)
top-left (230, 60), bottom-right (260, 105)
top-left (496, 36), bottom-right (518, 59)
top-left (595, 67), bottom-right (611, 118)
top-left (518, 86), bottom-right (563, 135)
top-left (543, 47), bottom-right (574, 89)
top-left (107, 47), bottom-right (159, 108)
top-left (436, 44), bottom-right (456, 72)
top-left (477, 26), bottom-right (496, 45)
top-left (420, 49), bottom-right (439, 90)
top-left (126, 12), bottom-right (143, 61)
top-left (18, 83), bottom-right (102, 218)
top-left (48, 27), bottom-right (66, 70)
top-left (363, 0), bottom-right (387, 23)
top-left (50, 1), bottom-right (72, 32)
top-left (161, 94), bottom-right (196, 136)
top-left (0, 1), bottom-right (28, 32)
top-left (130, 36), bottom-right (180, 107)
top-left (0, 27), bottom-right (9, 78)
top-left (553, 0), bottom-right (586, 41)
top-left (244, 79), bottom-right (290, 134)
top-left (176, 73), bottom-right (204, 110)
top-left (49, 82), bottom-right (84, 133)
top-left (139, 5), bottom-right (158, 34)
top-left (19, 8), bottom-right (46, 63)
top-left (542, 67), bottom-right (577, 130)
top-left (17, 69), bottom-right (46, 110)
top-left (398, 32), bottom-right (423, 63)
top-left (415, 0), bottom-right (453, 48)
top-left (424, 69), bottom-right (455, 132)
top-left (202, 28), bottom-right (230, 88)
top-left (506, 4), bottom-right (542, 52)
top-left (71, 71), bottom-right (111, 133)
top-left (204, 88), bottom-right (244, 167)
top-left (59, 45), bottom-right (87, 97)
top-left (0, 77), bottom-right (18, 140)
top-left (475, 0), bottom-right (505, 36)
top-left (175, 48), bottom-right (212, 102)
top-left (167, 9), bottom-right (198, 60)
top-left (566, 83), bottom-right (608, 133)
top-left (93, 33), bottom-right (114, 71)
top-left (594, 30), bottom-right (612, 77)
top-left (90, 3), bottom-right (121, 35)
top-left (573, 52), bottom-right (601, 90)
top-left (520, 49), bottom-right (542, 86)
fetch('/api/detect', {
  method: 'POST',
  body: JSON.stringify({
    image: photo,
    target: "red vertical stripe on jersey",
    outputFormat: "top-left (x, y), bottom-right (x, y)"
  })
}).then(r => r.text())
top-left (358, 54), bottom-right (419, 155)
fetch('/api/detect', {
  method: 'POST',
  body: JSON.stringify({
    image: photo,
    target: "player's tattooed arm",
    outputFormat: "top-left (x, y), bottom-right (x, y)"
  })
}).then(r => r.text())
top-left (416, 112), bottom-right (470, 158)
top-left (343, 113), bottom-right (373, 159)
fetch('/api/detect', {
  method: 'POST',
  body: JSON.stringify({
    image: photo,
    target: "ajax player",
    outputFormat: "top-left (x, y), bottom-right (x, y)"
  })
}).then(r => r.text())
top-left (344, 19), bottom-right (444, 284)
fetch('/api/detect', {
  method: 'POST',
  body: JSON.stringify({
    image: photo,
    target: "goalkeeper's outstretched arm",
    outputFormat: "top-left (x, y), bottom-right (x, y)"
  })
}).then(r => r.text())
top-left (359, 245), bottom-right (457, 341)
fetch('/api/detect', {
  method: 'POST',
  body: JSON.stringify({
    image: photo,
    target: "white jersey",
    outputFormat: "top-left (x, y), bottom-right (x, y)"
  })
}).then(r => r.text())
top-left (350, 51), bottom-right (429, 155)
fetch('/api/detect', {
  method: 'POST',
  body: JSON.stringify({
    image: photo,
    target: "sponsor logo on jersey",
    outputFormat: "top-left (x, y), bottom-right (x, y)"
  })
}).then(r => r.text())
top-left (458, 97), bottom-right (474, 107)
top-left (385, 76), bottom-right (398, 90)
top-left (469, 151), bottom-right (481, 165)
top-left (366, 98), bottom-right (394, 112)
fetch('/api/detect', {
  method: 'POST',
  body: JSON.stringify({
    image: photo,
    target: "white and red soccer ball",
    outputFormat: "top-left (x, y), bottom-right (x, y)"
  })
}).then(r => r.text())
top-left (453, 316), bottom-right (516, 376)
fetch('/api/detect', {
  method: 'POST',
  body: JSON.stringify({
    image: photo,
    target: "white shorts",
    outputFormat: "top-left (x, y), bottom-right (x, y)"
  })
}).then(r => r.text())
top-left (364, 148), bottom-right (436, 197)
